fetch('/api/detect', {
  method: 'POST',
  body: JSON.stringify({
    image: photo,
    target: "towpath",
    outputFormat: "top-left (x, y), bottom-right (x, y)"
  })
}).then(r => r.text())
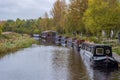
top-left (113, 53), bottom-right (120, 66)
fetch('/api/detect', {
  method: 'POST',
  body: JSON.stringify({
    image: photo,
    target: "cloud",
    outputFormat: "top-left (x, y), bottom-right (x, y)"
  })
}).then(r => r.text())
top-left (0, 0), bottom-right (56, 20)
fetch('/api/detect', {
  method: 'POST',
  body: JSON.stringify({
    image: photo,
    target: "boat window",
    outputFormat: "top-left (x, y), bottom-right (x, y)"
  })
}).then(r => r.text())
top-left (96, 48), bottom-right (104, 55)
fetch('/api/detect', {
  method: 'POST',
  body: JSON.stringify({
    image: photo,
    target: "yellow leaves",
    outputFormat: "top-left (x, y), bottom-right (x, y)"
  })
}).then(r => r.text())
top-left (51, 0), bottom-right (67, 32)
top-left (83, 0), bottom-right (120, 34)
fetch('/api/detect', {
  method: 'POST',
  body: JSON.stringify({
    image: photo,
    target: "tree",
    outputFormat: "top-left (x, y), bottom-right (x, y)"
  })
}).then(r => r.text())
top-left (3, 20), bottom-right (15, 32)
top-left (51, 0), bottom-right (67, 33)
top-left (2, 18), bottom-right (39, 35)
top-left (40, 12), bottom-right (50, 31)
top-left (83, 0), bottom-right (120, 37)
top-left (36, 17), bottom-right (42, 33)
top-left (66, 0), bottom-right (88, 34)
top-left (0, 21), bottom-right (5, 34)
top-left (14, 18), bottom-right (24, 33)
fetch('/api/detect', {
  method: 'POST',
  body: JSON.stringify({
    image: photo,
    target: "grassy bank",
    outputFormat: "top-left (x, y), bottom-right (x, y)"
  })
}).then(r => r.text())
top-left (0, 32), bottom-right (36, 54)
top-left (113, 47), bottom-right (120, 55)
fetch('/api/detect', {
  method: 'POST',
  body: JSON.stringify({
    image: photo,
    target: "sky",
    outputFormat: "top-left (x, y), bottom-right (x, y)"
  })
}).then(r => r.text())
top-left (0, 0), bottom-right (57, 20)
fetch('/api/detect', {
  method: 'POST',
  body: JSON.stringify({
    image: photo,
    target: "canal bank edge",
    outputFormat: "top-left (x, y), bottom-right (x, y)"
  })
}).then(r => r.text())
top-left (113, 52), bottom-right (120, 67)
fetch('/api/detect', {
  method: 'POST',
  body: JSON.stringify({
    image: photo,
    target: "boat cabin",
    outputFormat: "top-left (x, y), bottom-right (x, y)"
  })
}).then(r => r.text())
top-left (80, 42), bottom-right (118, 68)
top-left (41, 30), bottom-right (57, 39)
top-left (81, 43), bottom-right (112, 57)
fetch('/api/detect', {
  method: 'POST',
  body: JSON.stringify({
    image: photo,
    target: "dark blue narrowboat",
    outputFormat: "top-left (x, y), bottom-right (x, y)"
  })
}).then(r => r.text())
top-left (80, 42), bottom-right (118, 68)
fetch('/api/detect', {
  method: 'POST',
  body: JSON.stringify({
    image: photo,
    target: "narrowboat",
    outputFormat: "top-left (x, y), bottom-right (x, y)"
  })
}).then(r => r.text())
top-left (41, 30), bottom-right (57, 43)
top-left (73, 39), bottom-right (85, 51)
top-left (80, 42), bottom-right (118, 68)
top-left (66, 37), bottom-right (77, 48)
top-left (33, 34), bottom-right (40, 40)
top-left (60, 36), bottom-right (69, 47)
top-left (55, 35), bottom-right (62, 45)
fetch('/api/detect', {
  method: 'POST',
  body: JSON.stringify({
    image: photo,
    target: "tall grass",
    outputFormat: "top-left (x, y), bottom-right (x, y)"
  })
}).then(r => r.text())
top-left (0, 33), bottom-right (35, 54)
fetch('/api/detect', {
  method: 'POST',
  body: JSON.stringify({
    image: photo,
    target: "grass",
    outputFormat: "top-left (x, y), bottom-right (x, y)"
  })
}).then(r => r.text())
top-left (113, 47), bottom-right (120, 55)
top-left (99, 39), bottom-right (120, 55)
top-left (0, 32), bottom-right (36, 54)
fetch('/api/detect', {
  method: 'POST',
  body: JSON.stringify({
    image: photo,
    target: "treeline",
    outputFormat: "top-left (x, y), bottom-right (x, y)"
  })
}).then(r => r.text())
top-left (51, 0), bottom-right (120, 38)
top-left (0, 0), bottom-right (120, 38)
top-left (0, 17), bottom-right (52, 35)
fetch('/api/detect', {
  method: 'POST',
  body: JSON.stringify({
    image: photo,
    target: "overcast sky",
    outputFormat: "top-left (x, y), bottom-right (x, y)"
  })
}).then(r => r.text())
top-left (0, 0), bottom-right (57, 20)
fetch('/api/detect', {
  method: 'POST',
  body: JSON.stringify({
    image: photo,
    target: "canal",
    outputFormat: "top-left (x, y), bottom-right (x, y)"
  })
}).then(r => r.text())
top-left (0, 44), bottom-right (119, 80)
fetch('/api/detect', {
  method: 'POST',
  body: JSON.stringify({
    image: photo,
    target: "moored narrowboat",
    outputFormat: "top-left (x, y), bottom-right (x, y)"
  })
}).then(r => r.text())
top-left (55, 35), bottom-right (62, 45)
top-left (60, 36), bottom-right (69, 47)
top-left (80, 42), bottom-right (118, 68)
top-left (67, 37), bottom-right (77, 48)
top-left (73, 39), bottom-right (85, 51)
top-left (41, 30), bottom-right (57, 43)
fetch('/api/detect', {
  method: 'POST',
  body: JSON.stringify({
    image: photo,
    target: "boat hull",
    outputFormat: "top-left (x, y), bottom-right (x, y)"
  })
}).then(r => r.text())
top-left (80, 49), bottom-right (118, 69)
top-left (92, 57), bottom-right (118, 68)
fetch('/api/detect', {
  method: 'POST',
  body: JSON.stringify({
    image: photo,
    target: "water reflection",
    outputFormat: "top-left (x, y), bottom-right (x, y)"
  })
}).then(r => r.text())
top-left (92, 68), bottom-right (120, 80)
top-left (0, 45), bottom-right (89, 80)
top-left (93, 70), bottom-right (111, 80)
top-left (51, 47), bottom-right (90, 80)
top-left (52, 47), bottom-right (70, 80)
top-left (0, 44), bottom-right (119, 80)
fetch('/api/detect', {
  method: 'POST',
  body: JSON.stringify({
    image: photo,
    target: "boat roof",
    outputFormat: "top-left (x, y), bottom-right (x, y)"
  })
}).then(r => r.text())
top-left (82, 42), bottom-right (111, 48)
top-left (42, 30), bottom-right (57, 33)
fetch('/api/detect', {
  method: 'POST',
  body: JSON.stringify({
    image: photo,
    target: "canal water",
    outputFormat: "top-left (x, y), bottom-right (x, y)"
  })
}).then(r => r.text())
top-left (0, 44), bottom-right (119, 80)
